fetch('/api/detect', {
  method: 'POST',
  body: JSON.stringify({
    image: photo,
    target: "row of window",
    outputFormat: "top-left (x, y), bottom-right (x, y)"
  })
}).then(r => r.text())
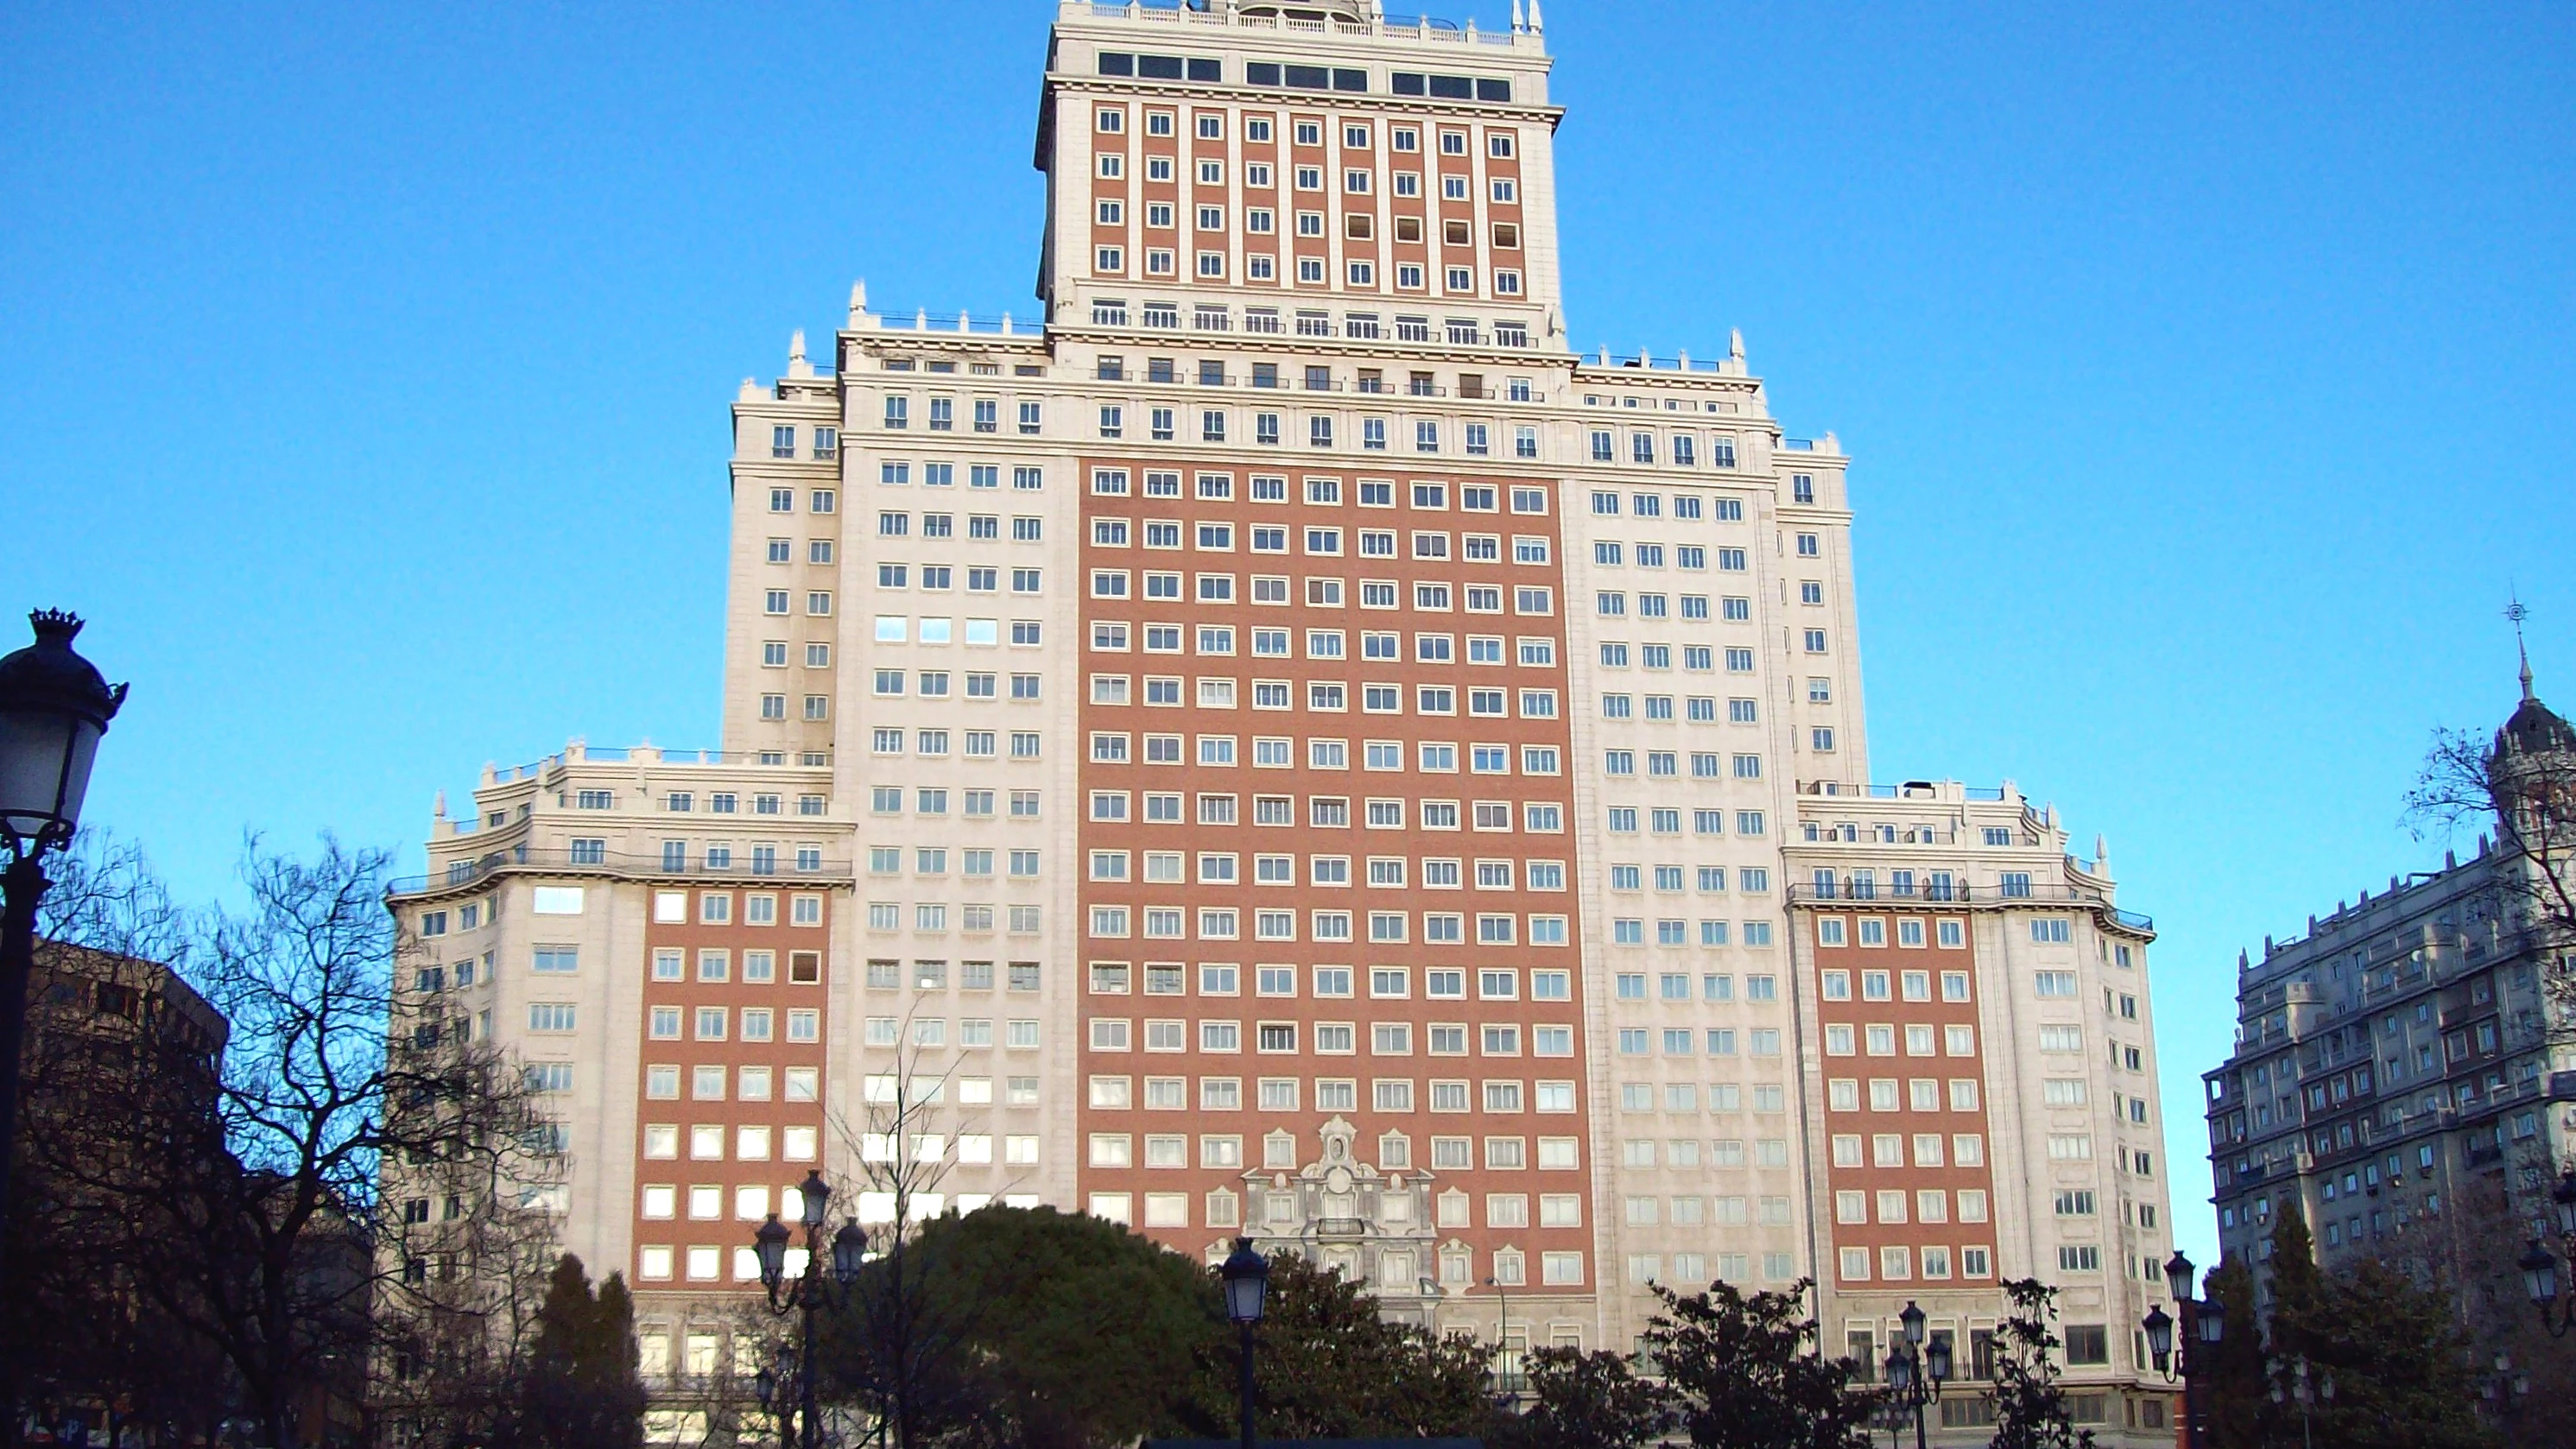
top-left (1827, 1130), bottom-right (1988, 1168)
top-left (1604, 807), bottom-right (1771, 838)
top-left (1079, 295), bottom-right (1529, 340)
top-left (1833, 1243), bottom-right (1991, 1283)
top-left (870, 508), bottom-right (1047, 541)
top-left (768, 488), bottom-right (840, 514)
top-left (1087, 736), bottom-right (1570, 777)
top-left (1616, 1137), bottom-right (1801, 1170)
top-left (858, 959), bottom-right (1043, 992)
top-left (1091, 627), bottom-right (1560, 666)
top-left (870, 461), bottom-right (1045, 490)
top-left (855, 1016), bottom-right (1047, 1049)
top-left (1611, 1027), bottom-right (1786, 1056)
top-left (1601, 642), bottom-right (1768, 671)
top-left (1093, 471), bottom-right (1554, 511)
top-left (1602, 750), bottom-right (1770, 780)
top-left (643, 1063), bottom-right (824, 1102)
top-left (1090, 149), bottom-right (1521, 204)
top-left (758, 641), bottom-right (834, 668)
top-left (1088, 853), bottom-right (1568, 890)
top-left (1085, 791), bottom-right (1569, 833)
top-left (1588, 489), bottom-right (1769, 518)
top-left (642, 1004), bottom-right (821, 1042)
top-left (1818, 917), bottom-right (1972, 950)
top-left (1826, 1077), bottom-right (1987, 1113)
top-left (1090, 249), bottom-right (1520, 298)
top-left (1094, 522), bottom-right (1555, 563)
top-left (1099, 400), bottom-right (1534, 450)
top-left (1611, 1083), bottom-right (1790, 1115)
top-left (641, 1122), bottom-right (819, 1162)
top-left (863, 787), bottom-right (1045, 817)
top-left (1090, 104), bottom-right (1519, 152)
top-left (1822, 965), bottom-right (1973, 997)
top-left (1071, 961), bottom-right (1718, 1008)
top-left (649, 946), bottom-right (825, 981)
top-left (1092, 200), bottom-right (1524, 250)
top-left (1611, 968), bottom-right (1781, 999)
top-left (861, 903), bottom-right (1047, 935)
top-left (1625, 1252), bottom-right (1801, 1287)
top-left (1821, 1022), bottom-right (1980, 1057)
top-left (1091, 672), bottom-right (1563, 720)
top-left (1086, 904), bottom-right (1573, 947)
top-left (765, 424), bottom-right (837, 460)
top-left (867, 671), bottom-right (1045, 699)
top-left (1091, 1074), bottom-right (1577, 1116)
top-left (864, 845), bottom-right (1043, 877)
top-left (879, 396), bottom-right (1041, 433)
top-left (1093, 572), bottom-right (1554, 616)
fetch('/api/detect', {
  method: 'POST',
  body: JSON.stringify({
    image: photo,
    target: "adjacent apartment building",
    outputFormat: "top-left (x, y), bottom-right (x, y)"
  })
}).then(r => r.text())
top-left (383, 2), bottom-right (2178, 1439)
top-left (2204, 666), bottom-right (2576, 1328)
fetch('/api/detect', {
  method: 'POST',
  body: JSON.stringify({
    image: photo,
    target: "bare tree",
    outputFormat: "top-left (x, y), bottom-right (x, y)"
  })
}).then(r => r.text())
top-left (28, 835), bottom-right (556, 1449)
top-left (813, 1022), bottom-right (1012, 1449)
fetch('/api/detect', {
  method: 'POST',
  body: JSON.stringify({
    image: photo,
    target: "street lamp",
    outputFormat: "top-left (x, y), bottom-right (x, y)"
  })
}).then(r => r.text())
top-left (0, 609), bottom-right (126, 1286)
top-left (753, 1339), bottom-right (800, 1449)
top-left (1220, 1238), bottom-right (1270, 1449)
top-left (2269, 1356), bottom-right (2332, 1449)
top-left (2480, 1351), bottom-right (2530, 1421)
top-left (2523, 1167), bottom-right (2576, 1338)
top-left (1484, 1274), bottom-right (1522, 1401)
top-left (1880, 1301), bottom-right (1946, 1449)
top-left (2142, 1250), bottom-right (2221, 1447)
top-left (756, 1171), bottom-right (865, 1449)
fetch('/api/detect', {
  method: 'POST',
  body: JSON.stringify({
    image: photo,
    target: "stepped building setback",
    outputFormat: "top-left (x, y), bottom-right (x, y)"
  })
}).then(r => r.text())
top-left (383, 2), bottom-right (2177, 1440)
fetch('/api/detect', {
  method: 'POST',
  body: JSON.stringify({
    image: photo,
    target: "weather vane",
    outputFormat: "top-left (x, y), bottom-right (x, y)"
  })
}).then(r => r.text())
top-left (2509, 592), bottom-right (2535, 700)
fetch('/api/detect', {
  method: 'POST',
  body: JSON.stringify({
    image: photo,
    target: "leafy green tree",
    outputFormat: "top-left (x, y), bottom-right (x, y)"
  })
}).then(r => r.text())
top-left (518, 1254), bottom-right (644, 1449)
top-left (1986, 1279), bottom-right (2092, 1449)
top-left (829, 1205), bottom-right (1216, 1449)
top-left (2256, 1205), bottom-right (2494, 1449)
top-left (1194, 1250), bottom-right (1498, 1440)
top-left (1641, 1278), bottom-right (1877, 1449)
top-left (1510, 1345), bottom-right (1672, 1449)
top-left (2198, 1256), bottom-right (2268, 1449)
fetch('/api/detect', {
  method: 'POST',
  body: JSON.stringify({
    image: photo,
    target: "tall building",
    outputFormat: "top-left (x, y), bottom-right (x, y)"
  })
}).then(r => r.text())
top-left (2204, 664), bottom-right (2576, 1323)
top-left (384, 2), bottom-right (2176, 1439)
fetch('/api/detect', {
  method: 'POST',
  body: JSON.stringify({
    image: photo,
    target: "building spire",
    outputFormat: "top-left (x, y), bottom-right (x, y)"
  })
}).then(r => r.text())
top-left (2508, 592), bottom-right (2534, 701)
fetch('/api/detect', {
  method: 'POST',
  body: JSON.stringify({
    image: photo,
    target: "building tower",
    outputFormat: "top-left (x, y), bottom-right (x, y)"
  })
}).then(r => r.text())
top-left (385, 3), bottom-right (2176, 1439)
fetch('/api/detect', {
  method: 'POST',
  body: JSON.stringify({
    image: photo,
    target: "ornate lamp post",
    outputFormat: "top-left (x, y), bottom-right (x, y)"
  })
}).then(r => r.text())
top-left (2143, 1250), bottom-right (2223, 1447)
top-left (2479, 1351), bottom-right (2530, 1421)
top-left (2268, 1356), bottom-right (2332, 1449)
top-left (0, 610), bottom-right (126, 1285)
top-left (2519, 1167), bottom-right (2576, 1337)
top-left (756, 1171), bottom-right (866, 1449)
top-left (753, 1340), bottom-right (797, 1449)
top-left (1220, 1238), bottom-right (1270, 1449)
top-left (1879, 1301), bottom-right (1948, 1449)
top-left (1484, 1274), bottom-right (1522, 1401)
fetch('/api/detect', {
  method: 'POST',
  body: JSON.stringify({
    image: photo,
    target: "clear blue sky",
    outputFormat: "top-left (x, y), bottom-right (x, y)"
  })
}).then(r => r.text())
top-left (6, 1), bottom-right (2572, 1271)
